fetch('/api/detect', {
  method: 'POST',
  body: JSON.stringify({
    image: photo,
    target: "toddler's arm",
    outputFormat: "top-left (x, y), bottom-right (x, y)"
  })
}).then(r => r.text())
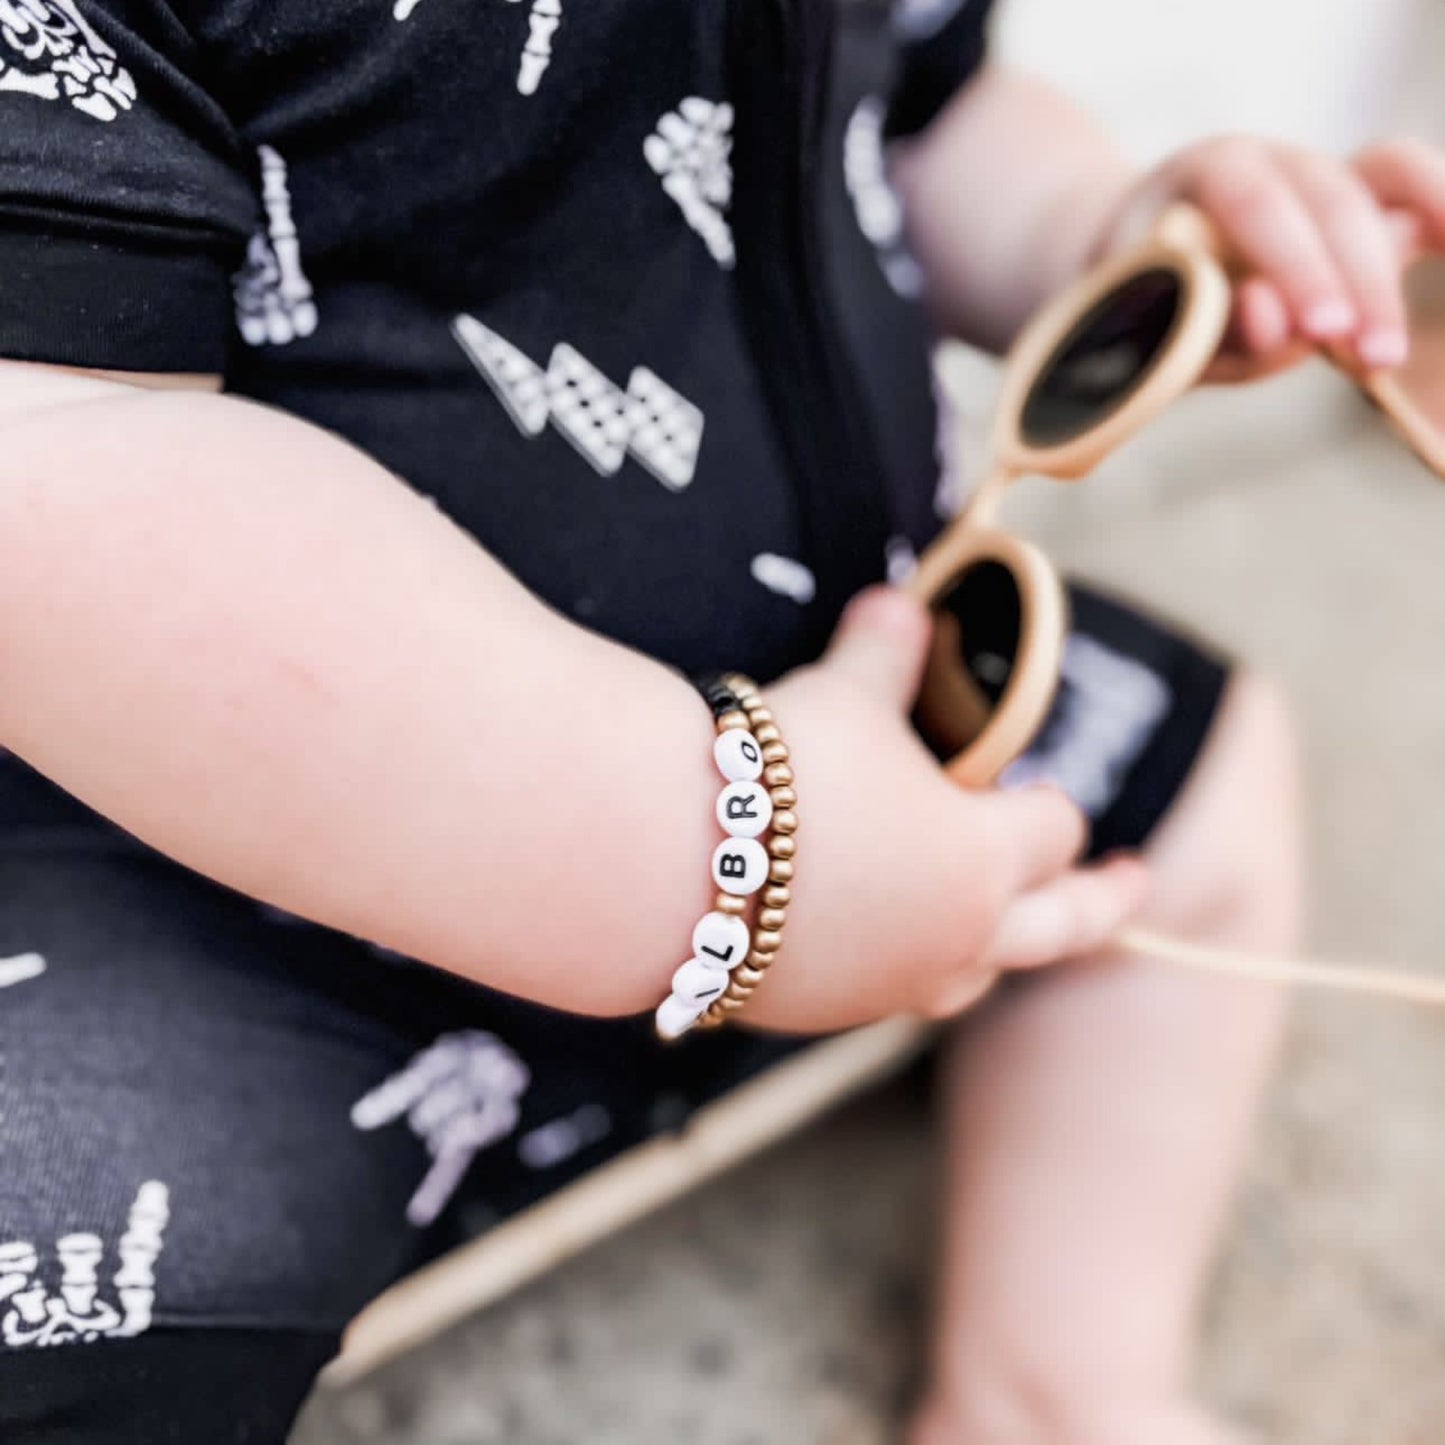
top-left (0, 361), bottom-right (1145, 1028)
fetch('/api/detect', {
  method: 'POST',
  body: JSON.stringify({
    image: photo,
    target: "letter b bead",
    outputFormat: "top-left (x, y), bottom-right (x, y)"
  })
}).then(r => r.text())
top-left (712, 837), bottom-right (769, 895)
top-left (714, 729), bottom-right (765, 782)
top-left (716, 780), bottom-right (772, 838)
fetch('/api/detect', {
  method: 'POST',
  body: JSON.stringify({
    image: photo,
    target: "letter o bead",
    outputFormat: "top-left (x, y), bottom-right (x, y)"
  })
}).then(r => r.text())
top-left (712, 837), bottom-right (769, 895)
top-left (716, 780), bottom-right (773, 839)
top-left (714, 728), bottom-right (765, 782)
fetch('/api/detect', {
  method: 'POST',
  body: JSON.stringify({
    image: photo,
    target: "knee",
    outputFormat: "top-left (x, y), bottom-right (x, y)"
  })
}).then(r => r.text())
top-left (1144, 669), bottom-right (1304, 948)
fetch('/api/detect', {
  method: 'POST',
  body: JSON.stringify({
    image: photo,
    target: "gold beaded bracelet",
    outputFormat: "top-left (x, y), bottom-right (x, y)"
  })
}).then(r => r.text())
top-left (652, 673), bottom-right (798, 1041)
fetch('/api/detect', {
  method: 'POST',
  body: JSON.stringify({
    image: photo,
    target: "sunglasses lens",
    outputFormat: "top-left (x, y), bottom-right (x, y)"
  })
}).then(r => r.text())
top-left (915, 559), bottom-right (1023, 763)
top-left (1020, 267), bottom-right (1184, 448)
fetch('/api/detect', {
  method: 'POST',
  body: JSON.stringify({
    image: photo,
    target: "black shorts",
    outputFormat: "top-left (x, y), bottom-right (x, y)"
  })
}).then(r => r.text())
top-left (0, 581), bottom-right (1228, 1444)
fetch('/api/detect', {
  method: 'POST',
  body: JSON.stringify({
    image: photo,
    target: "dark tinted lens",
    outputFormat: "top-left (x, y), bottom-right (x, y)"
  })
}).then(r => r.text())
top-left (946, 559), bottom-right (1022, 703)
top-left (915, 560), bottom-right (1023, 763)
top-left (1020, 267), bottom-right (1184, 448)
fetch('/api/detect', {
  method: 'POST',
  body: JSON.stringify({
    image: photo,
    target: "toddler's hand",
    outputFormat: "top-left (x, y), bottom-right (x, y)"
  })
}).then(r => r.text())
top-left (1093, 135), bottom-right (1445, 376)
top-left (741, 587), bottom-right (1149, 1034)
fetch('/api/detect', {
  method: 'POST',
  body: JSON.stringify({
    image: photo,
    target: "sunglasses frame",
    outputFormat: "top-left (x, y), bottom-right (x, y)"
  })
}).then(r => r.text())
top-left (910, 202), bottom-right (1445, 788)
top-left (910, 528), bottom-right (1066, 788)
top-left (990, 204), bottom-right (1233, 482)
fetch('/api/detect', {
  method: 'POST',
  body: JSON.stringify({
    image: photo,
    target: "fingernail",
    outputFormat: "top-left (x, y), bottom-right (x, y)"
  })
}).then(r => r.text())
top-left (1304, 299), bottom-right (1356, 337)
top-left (1358, 328), bottom-right (1409, 370)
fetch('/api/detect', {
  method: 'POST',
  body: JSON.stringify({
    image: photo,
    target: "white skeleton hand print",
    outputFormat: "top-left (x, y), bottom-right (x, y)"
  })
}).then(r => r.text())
top-left (351, 1031), bottom-right (530, 1227)
top-left (644, 97), bottom-right (735, 269)
top-left (393, 0), bottom-right (562, 98)
top-left (0, 0), bottom-right (137, 121)
top-left (0, 1181), bottom-right (170, 1350)
top-left (234, 146), bottom-right (319, 348)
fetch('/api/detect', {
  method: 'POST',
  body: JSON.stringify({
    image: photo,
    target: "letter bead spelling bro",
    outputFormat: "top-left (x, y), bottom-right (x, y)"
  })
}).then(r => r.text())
top-left (714, 727), bottom-right (765, 782)
top-left (653, 673), bottom-right (799, 1041)
top-left (716, 779), bottom-right (773, 838)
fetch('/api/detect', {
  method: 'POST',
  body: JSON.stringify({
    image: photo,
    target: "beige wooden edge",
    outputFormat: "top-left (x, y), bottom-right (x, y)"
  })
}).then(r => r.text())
top-left (322, 1014), bottom-right (937, 1388)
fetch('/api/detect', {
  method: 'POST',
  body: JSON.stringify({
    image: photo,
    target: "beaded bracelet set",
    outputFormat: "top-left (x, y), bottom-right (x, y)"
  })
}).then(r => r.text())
top-left (654, 673), bottom-right (798, 1041)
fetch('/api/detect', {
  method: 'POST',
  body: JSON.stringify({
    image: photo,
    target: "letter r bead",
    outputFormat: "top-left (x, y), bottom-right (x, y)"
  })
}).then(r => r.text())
top-left (716, 781), bottom-right (772, 838)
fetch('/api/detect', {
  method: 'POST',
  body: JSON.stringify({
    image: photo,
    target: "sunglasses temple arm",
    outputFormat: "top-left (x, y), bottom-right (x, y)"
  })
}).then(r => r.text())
top-left (1117, 926), bottom-right (1445, 1007)
top-left (1321, 346), bottom-right (1445, 479)
top-left (959, 463), bottom-right (1018, 529)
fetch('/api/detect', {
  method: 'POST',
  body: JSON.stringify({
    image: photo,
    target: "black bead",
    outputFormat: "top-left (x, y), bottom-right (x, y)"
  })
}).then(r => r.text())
top-left (693, 673), bottom-right (743, 719)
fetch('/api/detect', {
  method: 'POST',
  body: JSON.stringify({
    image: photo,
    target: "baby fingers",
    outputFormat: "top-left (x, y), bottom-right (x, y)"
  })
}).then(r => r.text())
top-left (981, 854), bottom-right (1151, 973)
top-left (1276, 146), bottom-right (1408, 368)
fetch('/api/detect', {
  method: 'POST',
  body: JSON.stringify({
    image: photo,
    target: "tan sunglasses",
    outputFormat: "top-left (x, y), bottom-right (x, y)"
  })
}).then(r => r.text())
top-left (908, 202), bottom-right (1445, 1005)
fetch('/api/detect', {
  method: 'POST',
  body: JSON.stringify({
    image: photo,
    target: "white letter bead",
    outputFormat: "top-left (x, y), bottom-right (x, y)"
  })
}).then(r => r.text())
top-left (671, 957), bottom-right (731, 1009)
top-left (692, 911), bottom-right (751, 971)
top-left (714, 728), bottom-right (765, 782)
top-left (715, 780), bottom-right (773, 838)
top-left (711, 837), bottom-right (769, 895)
top-left (655, 993), bottom-right (705, 1041)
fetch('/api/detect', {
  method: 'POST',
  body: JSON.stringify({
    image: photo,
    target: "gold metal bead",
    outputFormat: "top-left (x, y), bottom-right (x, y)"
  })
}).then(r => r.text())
top-left (768, 858), bottom-right (794, 883)
top-left (752, 929), bottom-right (783, 953)
top-left (763, 763), bottom-right (794, 787)
top-left (753, 723), bottom-right (782, 746)
top-left (731, 964), bottom-right (767, 988)
top-left (758, 907), bottom-right (787, 932)
top-left (728, 677), bottom-right (759, 701)
top-left (771, 809), bottom-right (798, 835)
top-left (715, 892), bottom-right (749, 916)
top-left (717, 710), bottom-right (750, 732)
top-left (769, 786), bottom-right (797, 808)
top-left (719, 993), bottom-right (746, 1012)
top-left (746, 949), bottom-right (776, 970)
top-left (768, 834), bottom-right (796, 860)
top-left (761, 741), bottom-right (790, 765)
top-left (746, 707), bottom-right (774, 726)
top-left (762, 885), bottom-right (791, 908)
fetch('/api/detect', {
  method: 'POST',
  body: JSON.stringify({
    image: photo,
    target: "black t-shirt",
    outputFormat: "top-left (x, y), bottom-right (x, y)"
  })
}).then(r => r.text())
top-left (0, 0), bottom-right (993, 683)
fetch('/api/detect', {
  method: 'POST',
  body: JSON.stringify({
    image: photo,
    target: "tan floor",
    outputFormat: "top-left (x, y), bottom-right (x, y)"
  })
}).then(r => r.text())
top-left (294, 359), bottom-right (1445, 1444)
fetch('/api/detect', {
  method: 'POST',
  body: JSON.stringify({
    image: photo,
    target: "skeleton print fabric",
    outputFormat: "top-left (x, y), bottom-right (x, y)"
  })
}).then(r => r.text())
top-left (0, 1183), bottom-right (169, 1350)
top-left (0, 0), bottom-right (135, 121)
top-left (644, 97), bottom-right (735, 269)
top-left (393, 0), bottom-right (563, 97)
top-left (351, 1032), bottom-right (531, 1227)
top-left (233, 147), bottom-right (318, 348)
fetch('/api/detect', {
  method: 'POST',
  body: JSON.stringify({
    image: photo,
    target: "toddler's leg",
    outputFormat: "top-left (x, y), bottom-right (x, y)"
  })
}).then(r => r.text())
top-left (912, 673), bottom-right (1301, 1445)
